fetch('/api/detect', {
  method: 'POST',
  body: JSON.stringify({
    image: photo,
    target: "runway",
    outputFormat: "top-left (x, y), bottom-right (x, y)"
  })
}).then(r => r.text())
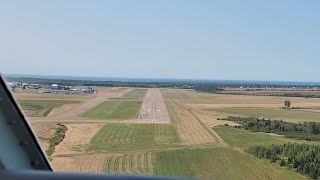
top-left (138, 89), bottom-right (170, 124)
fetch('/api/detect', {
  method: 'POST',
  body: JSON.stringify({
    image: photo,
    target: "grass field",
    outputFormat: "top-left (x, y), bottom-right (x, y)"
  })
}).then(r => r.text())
top-left (161, 89), bottom-right (191, 100)
top-left (86, 124), bottom-right (181, 151)
top-left (83, 101), bottom-right (142, 120)
top-left (214, 127), bottom-right (291, 150)
top-left (19, 100), bottom-right (80, 117)
top-left (155, 148), bottom-right (304, 180)
top-left (210, 107), bottom-right (320, 122)
top-left (110, 89), bottom-right (147, 100)
top-left (104, 152), bottom-right (155, 175)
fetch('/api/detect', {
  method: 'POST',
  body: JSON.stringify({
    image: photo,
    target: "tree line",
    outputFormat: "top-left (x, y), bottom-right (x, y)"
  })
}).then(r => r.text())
top-left (247, 143), bottom-right (320, 179)
top-left (194, 84), bottom-right (223, 93)
top-left (7, 77), bottom-right (320, 90)
top-left (219, 116), bottom-right (320, 141)
top-left (6, 77), bottom-right (196, 89)
top-left (273, 93), bottom-right (320, 98)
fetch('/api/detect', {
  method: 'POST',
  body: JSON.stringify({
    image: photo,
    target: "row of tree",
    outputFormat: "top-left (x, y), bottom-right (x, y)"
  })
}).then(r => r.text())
top-left (194, 84), bottom-right (223, 93)
top-left (219, 116), bottom-right (320, 141)
top-left (273, 93), bottom-right (320, 98)
top-left (247, 143), bottom-right (320, 179)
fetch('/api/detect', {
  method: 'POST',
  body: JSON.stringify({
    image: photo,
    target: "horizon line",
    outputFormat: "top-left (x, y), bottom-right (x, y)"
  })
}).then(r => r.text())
top-left (3, 73), bottom-right (320, 84)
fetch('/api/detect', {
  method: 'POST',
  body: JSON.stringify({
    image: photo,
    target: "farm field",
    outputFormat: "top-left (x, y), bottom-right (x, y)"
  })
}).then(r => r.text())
top-left (83, 101), bottom-right (142, 120)
top-left (211, 107), bottom-right (320, 122)
top-left (32, 123), bottom-right (59, 150)
top-left (85, 124), bottom-right (181, 152)
top-left (219, 90), bottom-right (320, 96)
top-left (154, 148), bottom-right (304, 180)
top-left (214, 127), bottom-right (293, 151)
top-left (19, 100), bottom-right (80, 117)
top-left (104, 152), bottom-right (155, 175)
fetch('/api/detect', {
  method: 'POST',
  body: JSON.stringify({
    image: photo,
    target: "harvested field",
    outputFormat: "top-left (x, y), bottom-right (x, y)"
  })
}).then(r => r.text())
top-left (87, 124), bottom-right (180, 151)
top-left (83, 101), bottom-right (142, 120)
top-left (104, 152), bottom-right (155, 175)
top-left (211, 107), bottom-right (320, 122)
top-left (52, 123), bottom-right (103, 156)
top-left (166, 100), bottom-right (223, 145)
top-left (52, 154), bottom-right (109, 173)
top-left (32, 123), bottom-right (58, 150)
top-left (219, 90), bottom-right (320, 97)
top-left (191, 110), bottom-right (239, 127)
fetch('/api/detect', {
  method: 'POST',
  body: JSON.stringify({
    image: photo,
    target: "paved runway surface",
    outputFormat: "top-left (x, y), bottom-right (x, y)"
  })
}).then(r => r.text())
top-left (138, 89), bottom-right (170, 124)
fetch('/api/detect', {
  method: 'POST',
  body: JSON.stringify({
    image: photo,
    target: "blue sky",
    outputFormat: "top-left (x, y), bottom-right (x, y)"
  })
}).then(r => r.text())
top-left (0, 0), bottom-right (319, 81)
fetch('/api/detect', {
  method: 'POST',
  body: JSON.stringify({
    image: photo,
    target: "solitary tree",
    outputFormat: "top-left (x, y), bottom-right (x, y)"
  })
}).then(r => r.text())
top-left (284, 101), bottom-right (291, 109)
top-left (279, 159), bottom-right (286, 166)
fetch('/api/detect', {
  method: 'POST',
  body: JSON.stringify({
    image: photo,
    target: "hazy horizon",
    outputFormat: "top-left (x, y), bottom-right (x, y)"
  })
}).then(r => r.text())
top-left (1, 1), bottom-right (320, 81)
top-left (6, 73), bottom-right (320, 84)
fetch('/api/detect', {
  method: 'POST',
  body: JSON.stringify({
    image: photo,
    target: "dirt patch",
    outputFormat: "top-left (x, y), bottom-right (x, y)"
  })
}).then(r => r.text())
top-left (192, 110), bottom-right (239, 127)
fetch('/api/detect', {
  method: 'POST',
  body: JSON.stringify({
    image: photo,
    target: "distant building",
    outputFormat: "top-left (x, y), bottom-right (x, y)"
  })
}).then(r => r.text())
top-left (51, 84), bottom-right (59, 90)
top-left (28, 84), bottom-right (40, 89)
top-left (40, 87), bottom-right (95, 94)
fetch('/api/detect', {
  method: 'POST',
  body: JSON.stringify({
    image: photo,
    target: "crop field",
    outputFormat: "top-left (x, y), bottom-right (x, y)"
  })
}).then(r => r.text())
top-left (86, 124), bottom-right (180, 151)
top-left (83, 101), bottom-right (142, 120)
top-left (104, 152), bottom-right (155, 175)
top-left (214, 127), bottom-right (291, 150)
top-left (211, 107), bottom-right (320, 122)
top-left (19, 100), bottom-right (80, 117)
top-left (155, 148), bottom-right (304, 180)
